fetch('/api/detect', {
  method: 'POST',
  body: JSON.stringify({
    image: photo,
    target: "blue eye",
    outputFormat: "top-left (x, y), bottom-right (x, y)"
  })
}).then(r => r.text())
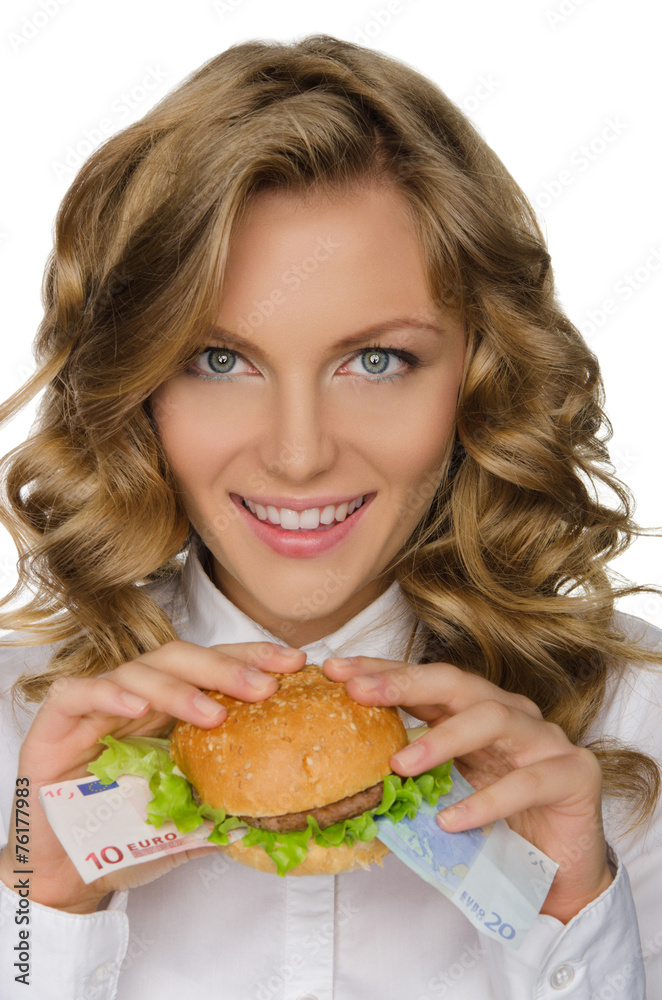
top-left (361, 349), bottom-right (390, 375)
top-left (205, 349), bottom-right (236, 374)
top-left (189, 348), bottom-right (248, 380)
top-left (347, 346), bottom-right (422, 382)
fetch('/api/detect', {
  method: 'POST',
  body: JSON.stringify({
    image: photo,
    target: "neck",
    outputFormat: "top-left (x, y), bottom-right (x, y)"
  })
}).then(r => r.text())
top-left (204, 552), bottom-right (395, 647)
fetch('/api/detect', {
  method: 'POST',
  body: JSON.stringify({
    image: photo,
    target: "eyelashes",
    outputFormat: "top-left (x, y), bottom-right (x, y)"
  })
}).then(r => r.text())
top-left (187, 345), bottom-right (424, 383)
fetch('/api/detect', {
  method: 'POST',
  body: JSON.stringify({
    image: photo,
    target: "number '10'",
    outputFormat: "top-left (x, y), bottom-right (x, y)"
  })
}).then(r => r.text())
top-left (85, 845), bottom-right (124, 869)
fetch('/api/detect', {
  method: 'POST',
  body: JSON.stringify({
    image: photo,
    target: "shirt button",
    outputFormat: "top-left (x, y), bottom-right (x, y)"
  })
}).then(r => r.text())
top-left (295, 995), bottom-right (319, 1000)
top-left (86, 960), bottom-right (116, 988)
top-left (550, 964), bottom-right (575, 989)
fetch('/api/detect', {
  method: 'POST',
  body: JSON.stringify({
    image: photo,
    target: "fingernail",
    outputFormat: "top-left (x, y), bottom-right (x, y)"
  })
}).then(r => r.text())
top-left (392, 742), bottom-right (426, 769)
top-left (244, 668), bottom-right (277, 691)
top-left (275, 646), bottom-right (303, 658)
top-left (119, 692), bottom-right (149, 713)
top-left (325, 657), bottom-right (356, 669)
top-left (437, 804), bottom-right (461, 829)
top-left (352, 674), bottom-right (382, 691)
top-left (193, 693), bottom-right (225, 718)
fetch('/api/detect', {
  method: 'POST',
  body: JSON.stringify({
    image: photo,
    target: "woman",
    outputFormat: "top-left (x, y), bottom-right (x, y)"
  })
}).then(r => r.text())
top-left (0, 34), bottom-right (660, 998)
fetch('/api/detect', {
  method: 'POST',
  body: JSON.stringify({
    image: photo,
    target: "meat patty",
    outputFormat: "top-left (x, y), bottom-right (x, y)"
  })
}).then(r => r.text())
top-left (239, 780), bottom-right (385, 833)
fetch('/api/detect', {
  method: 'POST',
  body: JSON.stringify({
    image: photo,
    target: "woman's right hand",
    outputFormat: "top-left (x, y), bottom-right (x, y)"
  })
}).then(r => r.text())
top-left (0, 640), bottom-right (305, 914)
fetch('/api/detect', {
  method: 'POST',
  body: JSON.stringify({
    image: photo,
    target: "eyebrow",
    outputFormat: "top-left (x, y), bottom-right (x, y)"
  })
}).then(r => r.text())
top-left (206, 317), bottom-right (445, 355)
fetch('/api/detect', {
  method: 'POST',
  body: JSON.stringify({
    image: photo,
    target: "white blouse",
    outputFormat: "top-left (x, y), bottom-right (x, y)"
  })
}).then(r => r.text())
top-left (1, 547), bottom-right (661, 999)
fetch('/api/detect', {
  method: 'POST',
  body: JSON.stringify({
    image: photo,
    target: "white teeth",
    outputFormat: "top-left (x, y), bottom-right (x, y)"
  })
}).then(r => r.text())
top-left (335, 502), bottom-right (348, 522)
top-left (320, 504), bottom-right (336, 525)
top-left (298, 507), bottom-right (320, 530)
top-left (266, 505), bottom-right (281, 526)
top-left (279, 507), bottom-right (299, 530)
top-left (242, 495), bottom-right (366, 530)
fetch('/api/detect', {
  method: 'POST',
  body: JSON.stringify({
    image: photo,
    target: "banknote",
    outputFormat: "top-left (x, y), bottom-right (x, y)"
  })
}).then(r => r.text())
top-left (375, 765), bottom-right (558, 949)
top-left (38, 773), bottom-right (246, 878)
top-left (39, 762), bottom-right (556, 948)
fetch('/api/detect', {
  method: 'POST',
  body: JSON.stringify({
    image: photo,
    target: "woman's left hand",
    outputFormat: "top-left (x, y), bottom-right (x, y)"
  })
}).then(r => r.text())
top-left (323, 655), bottom-right (614, 924)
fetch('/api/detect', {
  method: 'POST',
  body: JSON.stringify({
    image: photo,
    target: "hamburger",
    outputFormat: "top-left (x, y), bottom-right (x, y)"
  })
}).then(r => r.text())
top-left (89, 663), bottom-right (453, 876)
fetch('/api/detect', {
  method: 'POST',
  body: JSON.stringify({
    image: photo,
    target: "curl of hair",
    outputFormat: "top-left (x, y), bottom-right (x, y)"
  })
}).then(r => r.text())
top-left (0, 35), bottom-right (659, 830)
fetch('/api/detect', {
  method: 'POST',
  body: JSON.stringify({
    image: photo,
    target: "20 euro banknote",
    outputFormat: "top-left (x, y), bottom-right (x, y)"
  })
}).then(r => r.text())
top-left (375, 764), bottom-right (558, 948)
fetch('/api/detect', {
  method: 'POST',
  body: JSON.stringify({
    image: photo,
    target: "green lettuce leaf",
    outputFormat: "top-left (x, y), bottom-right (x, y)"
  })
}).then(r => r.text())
top-left (241, 763), bottom-right (453, 875)
top-left (88, 735), bottom-right (453, 875)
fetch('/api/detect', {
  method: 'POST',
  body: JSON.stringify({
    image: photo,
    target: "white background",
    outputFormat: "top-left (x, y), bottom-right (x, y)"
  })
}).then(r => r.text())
top-left (0, 0), bottom-right (660, 629)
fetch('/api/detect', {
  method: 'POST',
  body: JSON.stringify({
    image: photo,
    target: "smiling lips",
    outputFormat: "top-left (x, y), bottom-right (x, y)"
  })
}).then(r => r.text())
top-left (230, 491), bottom-right (374, 557)
top-left (241, 495), bottom-right (366, 531)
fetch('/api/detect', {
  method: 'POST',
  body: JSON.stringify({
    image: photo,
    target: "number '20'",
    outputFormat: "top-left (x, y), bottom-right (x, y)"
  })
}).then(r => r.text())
top-left (484, 912), bottom-right (516, 940)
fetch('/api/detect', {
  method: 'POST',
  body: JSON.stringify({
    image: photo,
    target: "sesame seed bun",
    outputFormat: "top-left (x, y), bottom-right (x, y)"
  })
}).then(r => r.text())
top-left (170, 663), bottom-right (408, 817)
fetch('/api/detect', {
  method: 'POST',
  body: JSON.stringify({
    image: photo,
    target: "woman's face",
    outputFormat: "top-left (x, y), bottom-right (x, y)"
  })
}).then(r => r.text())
top-left (152, 184), bottom-right (466, 645)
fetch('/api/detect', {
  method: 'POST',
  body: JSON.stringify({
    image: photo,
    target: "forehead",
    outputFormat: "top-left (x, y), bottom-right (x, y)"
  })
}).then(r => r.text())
top-left (215, 184), bottom-right (441, 346)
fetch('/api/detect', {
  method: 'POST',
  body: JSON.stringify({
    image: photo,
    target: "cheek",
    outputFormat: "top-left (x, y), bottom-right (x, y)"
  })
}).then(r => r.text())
top-left (377, 381), bottom-right (460, 525)
top-left (380, 382), bottom-right (459, 472)
top-left (151, 383), bottom-right (234, 488)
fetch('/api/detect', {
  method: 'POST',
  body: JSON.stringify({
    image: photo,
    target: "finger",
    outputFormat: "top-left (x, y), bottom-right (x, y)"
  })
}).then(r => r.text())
top-left (111, 657), bottom-right (282, 721)
top-left (323, 655), bottom-right (397, 679)
top-left (138, 639), bottom-right (304, 679)
top-left (390, 700), bottom-right (569, 776)
top-left (129, 641), bottom-right (294, 700)
top-left (335, 660), bottom-right (543, 722)
top-left (435, 749), bottom-right (602, 833)
top-left (208, 642), bottom-right (306, 672)
top-left (30, 675), bottom-right (154, 746)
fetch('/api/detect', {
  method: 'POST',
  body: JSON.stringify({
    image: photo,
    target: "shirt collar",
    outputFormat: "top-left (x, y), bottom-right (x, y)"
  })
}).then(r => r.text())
top-left (175, 542), bottom-right (424, 666)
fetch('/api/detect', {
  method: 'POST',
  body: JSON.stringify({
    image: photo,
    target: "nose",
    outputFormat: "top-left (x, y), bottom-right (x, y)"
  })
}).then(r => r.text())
top-left (258, 380), bottom-right (338, 483)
